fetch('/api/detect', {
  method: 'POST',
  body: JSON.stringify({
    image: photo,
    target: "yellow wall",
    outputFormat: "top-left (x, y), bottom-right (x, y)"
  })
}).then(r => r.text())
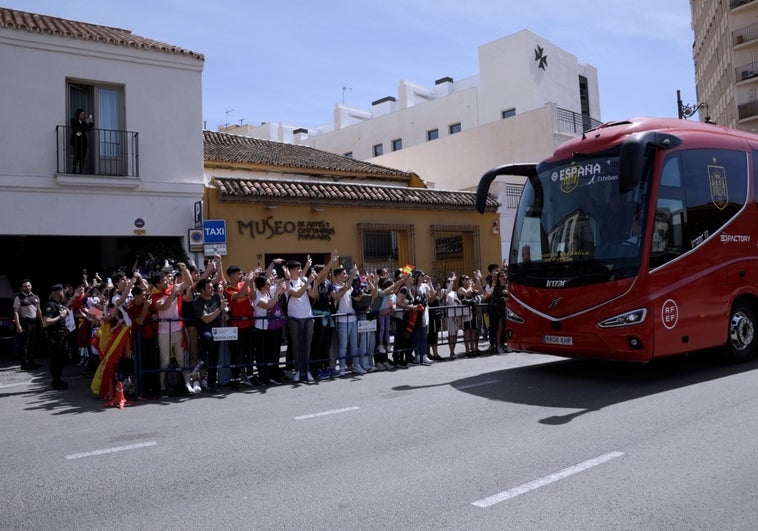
top-left (203, 190), bottom-right (501, 278)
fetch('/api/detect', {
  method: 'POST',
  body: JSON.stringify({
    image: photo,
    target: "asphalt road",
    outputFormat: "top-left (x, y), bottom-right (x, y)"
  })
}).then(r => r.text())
top-left (2, 347), bottom-right (758, 530)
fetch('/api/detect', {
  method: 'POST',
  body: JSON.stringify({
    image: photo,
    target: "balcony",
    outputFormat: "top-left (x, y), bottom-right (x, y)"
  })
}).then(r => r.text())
top-left (556, 107), bottom-right (602, 134)
top-left (737, 100), bottom-right (758, 120)
top-left (732, 0), bottom-right (756, 9)
top-left (733, 21), bottom-right (758, 46)
top-left (56, 125), bottom-right (139, 177)
top-left (736, 61), bottom-right (758, 82)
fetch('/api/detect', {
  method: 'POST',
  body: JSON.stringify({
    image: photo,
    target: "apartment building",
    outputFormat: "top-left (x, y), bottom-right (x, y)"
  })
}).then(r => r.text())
top-left (222, 29), bottom-right (602, 255)
top-left (690, 0), bottom-right (758, 130)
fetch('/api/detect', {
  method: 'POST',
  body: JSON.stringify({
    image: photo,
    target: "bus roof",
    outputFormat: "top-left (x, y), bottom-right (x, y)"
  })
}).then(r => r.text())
top-left (550, 117), bottom-right (758, 160)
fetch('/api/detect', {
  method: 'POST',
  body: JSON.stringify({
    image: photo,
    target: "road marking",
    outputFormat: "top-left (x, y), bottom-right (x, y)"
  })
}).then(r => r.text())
top-left (458, 379), bottom-right (500, 390)
top-left (294, 406), bottom-right (360, 420)
top-left (471, 451), bottom-right (625, 508)
top-left (65, 441), bottom-right (158, 460)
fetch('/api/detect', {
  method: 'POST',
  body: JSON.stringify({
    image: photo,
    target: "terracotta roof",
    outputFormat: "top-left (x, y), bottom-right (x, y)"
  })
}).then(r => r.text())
top-left (204, 130), bottom-right (413, 181)
top-left (0, 7), bottom-right (204, 61)
top-left (211, 176), bottom-right (499, 212)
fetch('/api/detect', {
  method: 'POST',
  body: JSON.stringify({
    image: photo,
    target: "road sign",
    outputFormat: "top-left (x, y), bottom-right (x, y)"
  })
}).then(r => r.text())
top-left (188, 229), bottom-right (204, 252)
top-left (204, 243), bottom-right (227, 256)
top-left (203, 219), bottom-right (226, 244)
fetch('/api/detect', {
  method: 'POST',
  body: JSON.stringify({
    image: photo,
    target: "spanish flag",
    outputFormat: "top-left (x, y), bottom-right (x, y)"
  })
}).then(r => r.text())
top-left (402, 264), bottom-right (414, 275)
top-left (90, 323), bottom-right (132, 399)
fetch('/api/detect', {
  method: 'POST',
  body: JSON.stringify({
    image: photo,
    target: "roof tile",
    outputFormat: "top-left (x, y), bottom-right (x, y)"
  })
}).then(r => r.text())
top-left (0, 8), bottom-right (204, 60)
top-left (211, 176), bottom-right (498, 212)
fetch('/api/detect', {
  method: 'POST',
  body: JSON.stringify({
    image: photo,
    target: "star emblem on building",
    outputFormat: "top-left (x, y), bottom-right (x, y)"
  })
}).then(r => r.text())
top-left (534, 44), bottom-right (548, 70)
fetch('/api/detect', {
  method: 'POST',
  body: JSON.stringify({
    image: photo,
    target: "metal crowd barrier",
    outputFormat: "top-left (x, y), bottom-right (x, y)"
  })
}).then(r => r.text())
top-left (126, 303), bottom-right (493, 396)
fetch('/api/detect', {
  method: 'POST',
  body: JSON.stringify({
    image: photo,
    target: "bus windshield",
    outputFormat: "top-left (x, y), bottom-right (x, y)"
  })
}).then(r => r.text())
top-left (509, 149), bottom-right (649, 287)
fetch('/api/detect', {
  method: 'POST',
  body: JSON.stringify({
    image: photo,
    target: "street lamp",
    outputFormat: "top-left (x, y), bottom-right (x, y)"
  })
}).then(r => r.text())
top-left (677, 89), bottom-right (713, 123)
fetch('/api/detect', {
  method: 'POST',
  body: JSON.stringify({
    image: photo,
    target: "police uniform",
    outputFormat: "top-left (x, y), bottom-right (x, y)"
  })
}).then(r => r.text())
top-left (13, 290), bottom-right (41, 370)
top-left (43, 284), bottom-right (70, 390)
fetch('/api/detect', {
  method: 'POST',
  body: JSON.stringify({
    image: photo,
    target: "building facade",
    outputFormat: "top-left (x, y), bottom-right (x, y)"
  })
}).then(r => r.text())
top-left (0, 8), bottom-right (204, 287)
top-left (690, 0), bottom-right (758, 130)
top-left (202, 131), bottom-right (501, 281)
top-left (221, 30), bottom-right (601, 257)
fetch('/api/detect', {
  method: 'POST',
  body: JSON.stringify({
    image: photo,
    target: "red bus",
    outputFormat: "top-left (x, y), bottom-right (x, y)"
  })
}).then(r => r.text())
top-left (476, 117), bottom-right (758, 362)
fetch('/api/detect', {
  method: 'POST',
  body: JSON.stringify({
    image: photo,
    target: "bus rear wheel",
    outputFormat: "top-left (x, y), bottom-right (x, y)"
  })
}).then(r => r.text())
top-left (725, 303), bottom-right (757, 363)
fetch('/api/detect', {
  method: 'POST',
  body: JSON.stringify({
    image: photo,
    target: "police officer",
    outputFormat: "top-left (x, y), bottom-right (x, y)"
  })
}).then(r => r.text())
top-left (42, 284), bottom-right (71, 390)
top-left (12, 279), bottom-right (42, 370)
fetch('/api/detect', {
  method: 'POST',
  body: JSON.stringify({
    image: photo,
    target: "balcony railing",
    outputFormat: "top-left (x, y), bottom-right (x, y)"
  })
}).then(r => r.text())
top-left (738, 100), bottom-right (758, 120)
top-left (504, 183), bottom-right (524, 209)
top-left (556, 107), bottom-right (602, 134)
top-left (732, 0), bottom-right (756, 10)
top-left (733, 21), bottom-right (758, 46)
top-left (735, 61), bottom-right (758, 83)
top-left (56, 125), bottom-right (139, 177)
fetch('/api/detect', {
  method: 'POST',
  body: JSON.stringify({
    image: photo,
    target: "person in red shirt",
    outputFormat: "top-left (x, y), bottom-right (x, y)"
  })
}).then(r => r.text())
top-left (126, 284), bottom-right (159, 398)
top-left (150, 264), bottom-right (192, 396)
top-left (224, 265), bottom-right (256, 388)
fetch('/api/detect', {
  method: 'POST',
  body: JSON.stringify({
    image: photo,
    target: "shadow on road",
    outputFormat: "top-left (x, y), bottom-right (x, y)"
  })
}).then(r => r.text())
top-left (393, 351), bottom-right (758, 425)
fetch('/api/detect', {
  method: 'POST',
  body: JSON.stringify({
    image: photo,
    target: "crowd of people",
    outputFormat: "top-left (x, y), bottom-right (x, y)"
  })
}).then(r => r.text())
top-left (11, 251), bottom-right (510, 399)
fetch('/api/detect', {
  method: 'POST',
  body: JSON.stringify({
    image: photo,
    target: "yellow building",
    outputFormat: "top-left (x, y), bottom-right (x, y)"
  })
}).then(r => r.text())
top-left (203, 131), bottom-right (501, 281)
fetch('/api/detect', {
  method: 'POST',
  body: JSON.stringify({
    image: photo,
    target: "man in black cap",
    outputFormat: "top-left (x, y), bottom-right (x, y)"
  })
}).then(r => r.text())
top-left (41, 284), bottom-right (71, 390)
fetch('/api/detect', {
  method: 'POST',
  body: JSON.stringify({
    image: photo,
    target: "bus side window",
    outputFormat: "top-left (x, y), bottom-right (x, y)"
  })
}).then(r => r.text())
top-left (650, 155), bottom-right (685, 269)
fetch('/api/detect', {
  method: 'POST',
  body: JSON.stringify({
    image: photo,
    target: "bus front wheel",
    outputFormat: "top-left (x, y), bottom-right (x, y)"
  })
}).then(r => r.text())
top-left (725, 303), bottom-right (757, 363)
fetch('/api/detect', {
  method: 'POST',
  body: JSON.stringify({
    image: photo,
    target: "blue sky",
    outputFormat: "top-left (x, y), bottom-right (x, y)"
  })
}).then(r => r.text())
top-left (13, 1), bottom-right (698, 130)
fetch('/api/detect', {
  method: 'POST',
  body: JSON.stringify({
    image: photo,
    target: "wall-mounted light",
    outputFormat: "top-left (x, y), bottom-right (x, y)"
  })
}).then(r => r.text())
top-left (265, 205), bottom-right (277, 210)
top-left (676, 89), bottom-right (713, 123)
top-left (312, 206), bottom-right (323, 212)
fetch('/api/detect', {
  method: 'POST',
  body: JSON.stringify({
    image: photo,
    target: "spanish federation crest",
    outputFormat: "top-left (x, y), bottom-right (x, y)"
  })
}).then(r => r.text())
top-left (707, 164), bottom-right (728, 210)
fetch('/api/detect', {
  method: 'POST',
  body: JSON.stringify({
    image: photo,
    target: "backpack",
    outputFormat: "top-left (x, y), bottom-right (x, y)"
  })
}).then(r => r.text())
top-left (267, 299), bottom-right (287, 330)
top-left (165, 357), bottom-right (187, 396)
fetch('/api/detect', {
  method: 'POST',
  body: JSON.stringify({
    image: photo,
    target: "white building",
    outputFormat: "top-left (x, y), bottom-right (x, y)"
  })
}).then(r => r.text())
top-left (0, 8), bottom-right (204, 287)
top-left (222, 29), bottom-right (601, 257)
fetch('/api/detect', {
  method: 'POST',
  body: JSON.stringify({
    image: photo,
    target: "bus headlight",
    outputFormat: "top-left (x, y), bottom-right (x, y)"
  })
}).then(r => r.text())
top-left (506, 307), bottom-right (525, 324)
top-left (598, 308), bottom-right (647, 328)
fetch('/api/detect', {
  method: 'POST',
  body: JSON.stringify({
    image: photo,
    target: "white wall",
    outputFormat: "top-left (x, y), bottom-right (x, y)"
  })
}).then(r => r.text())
top-left (0, 27), bottom-right (204, 237)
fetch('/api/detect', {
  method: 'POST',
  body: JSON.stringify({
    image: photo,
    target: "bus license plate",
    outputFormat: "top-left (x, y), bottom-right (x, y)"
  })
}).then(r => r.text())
top-left (544, 335), bottom-right (573, 346)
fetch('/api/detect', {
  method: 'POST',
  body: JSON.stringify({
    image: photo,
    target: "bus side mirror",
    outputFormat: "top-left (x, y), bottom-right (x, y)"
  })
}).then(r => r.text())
top-left (619, 131), bottom-right (682, 193)
top-left (476, 163), bottom-right (538, 213)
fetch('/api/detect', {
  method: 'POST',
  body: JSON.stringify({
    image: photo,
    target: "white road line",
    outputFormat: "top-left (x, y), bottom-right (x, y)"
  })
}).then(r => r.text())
top-left (458, 379), bottom-right (500, 390)
top-left (294, 406), bottom-right (360, 420)
top-left (65, 441), bottom-right (158, 460)
top-left (471, 451), bottom-right (625, 508)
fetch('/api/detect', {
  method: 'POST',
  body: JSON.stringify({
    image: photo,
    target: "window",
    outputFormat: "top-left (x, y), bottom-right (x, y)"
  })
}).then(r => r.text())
top-left (373, 143), bottom-right (384, 156)
top-left (358, 223), bottom-right (415, 272)
top-left (650, 148), bottom-right (748, 269)
top-left (502, 108), bottom-right (516, 119)
top-left (344, 152), bottom-right (353, 159)
top-left (67, 80), bottom-right (128, 176)
top-left (427, 128), bottom-right (439, 141)
top-left (449, 123), bottom-right (462, 135)
top-left (430, 225), bottom-right (480, 280)
top-left (391, 138), bottom-right (402, 151)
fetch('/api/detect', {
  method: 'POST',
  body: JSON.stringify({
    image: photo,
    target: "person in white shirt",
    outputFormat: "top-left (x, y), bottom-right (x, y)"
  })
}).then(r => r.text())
top-left (330, 264), bottom-right (362, 376)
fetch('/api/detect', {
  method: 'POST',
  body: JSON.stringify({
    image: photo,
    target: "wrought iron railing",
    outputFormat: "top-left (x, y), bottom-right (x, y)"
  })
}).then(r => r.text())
top-left (556, 107), bottom-right (602, 134)
top-left (735, 61), bottom-right (758, 82)
top-left (56, 125), bottom-right (139, 177)
top-left (738, 100), bottom-right (758, 120)
top-left (505, 183), bottom-right (524, 209)
top-left (733, 20), bottom-right (758, 46)
top-left (731, 0), bottom-right (756, 10)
